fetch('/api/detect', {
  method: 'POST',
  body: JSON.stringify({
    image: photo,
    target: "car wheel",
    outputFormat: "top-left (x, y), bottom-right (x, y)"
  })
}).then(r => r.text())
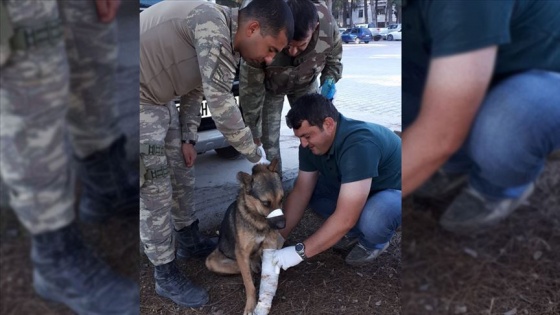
top-left (373, 35), bottom-right (381, 41)
top-left (364, 41), bottom-right (369, 44)
top-left (354, 37), bottom-right (360, 44)
top-left (344, 41), bottom-right (348, 44)
top-left (387, 35), bottom-right (393, 41)
top-left (215, 146), bottom-right (241, 160)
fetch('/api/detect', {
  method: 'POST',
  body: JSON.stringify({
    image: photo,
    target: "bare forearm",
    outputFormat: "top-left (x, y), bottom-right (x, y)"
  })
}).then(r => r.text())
top-left (303, 215), bottom-right (352, 258)
top-left (402, 121), bottom-right (457, 196)
top-left (279, 188), bottom-right (308, 239)
top-left (402, 47), bottom-right (497, 197)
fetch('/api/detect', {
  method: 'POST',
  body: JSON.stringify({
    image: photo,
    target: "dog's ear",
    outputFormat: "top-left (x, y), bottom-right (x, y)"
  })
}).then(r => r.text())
top-left (237, 171), bottom-right (252, 191)
top-left (267, 158), bottom-right (279, 173)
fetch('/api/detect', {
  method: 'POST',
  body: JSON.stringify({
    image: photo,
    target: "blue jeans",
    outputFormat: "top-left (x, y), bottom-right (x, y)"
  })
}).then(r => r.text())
top-left (405, 70), bottom-right (560, 199)
top-left (308, 176), bottom-right (402, 250)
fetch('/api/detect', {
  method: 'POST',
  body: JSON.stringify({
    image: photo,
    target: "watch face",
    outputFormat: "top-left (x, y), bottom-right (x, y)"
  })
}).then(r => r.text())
top-left (295, 243), bottom-right (304, 252)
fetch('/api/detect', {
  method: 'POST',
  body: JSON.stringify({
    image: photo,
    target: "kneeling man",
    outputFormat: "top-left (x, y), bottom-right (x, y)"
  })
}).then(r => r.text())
top-left (272, 93), bottom-right (402, 268)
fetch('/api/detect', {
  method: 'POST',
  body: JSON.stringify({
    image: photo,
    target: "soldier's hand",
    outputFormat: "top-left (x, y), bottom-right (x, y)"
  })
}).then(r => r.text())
top-left (182, 143), bottom-right (197, 168)
top-left (95, 0), bottom-right (120, 23)
top-left (320, 76), bottom-right (336, 100)
top-left (254, 138), bottom-right (262, 146)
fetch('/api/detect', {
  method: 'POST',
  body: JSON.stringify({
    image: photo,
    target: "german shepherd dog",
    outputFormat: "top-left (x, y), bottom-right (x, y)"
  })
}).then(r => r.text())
top-left (205, 159), bottom-right (285, 315)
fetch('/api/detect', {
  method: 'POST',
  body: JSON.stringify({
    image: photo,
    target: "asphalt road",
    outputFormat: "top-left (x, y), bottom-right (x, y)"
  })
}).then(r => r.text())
top-left (194, 41), bottom-right (402, 231)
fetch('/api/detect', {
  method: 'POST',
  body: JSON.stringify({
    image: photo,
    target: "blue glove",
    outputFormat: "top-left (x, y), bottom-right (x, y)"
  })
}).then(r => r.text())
top-left (320, 77), bottom-right (336, 100)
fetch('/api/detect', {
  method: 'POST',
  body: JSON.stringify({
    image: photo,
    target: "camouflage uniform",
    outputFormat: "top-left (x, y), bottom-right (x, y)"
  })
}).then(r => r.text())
top-left (0, 0), bottom-right (120, 234)
top-left (240, 0), bottom-right (343, 173)
top-left (139, 1), bottom-right (260, 266)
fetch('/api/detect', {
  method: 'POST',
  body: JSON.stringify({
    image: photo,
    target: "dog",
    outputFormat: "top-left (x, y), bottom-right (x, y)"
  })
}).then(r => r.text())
top-left (205, 159), bottom-right (285, 315)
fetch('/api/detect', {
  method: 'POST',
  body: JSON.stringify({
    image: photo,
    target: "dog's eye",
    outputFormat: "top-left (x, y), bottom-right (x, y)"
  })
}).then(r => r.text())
top-left (261, 200), bottom-right (271, 207)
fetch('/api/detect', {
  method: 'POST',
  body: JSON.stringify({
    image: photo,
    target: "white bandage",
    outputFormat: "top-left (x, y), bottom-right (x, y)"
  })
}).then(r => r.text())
top-left (253, 249), bottom-right (280, 315)
top-left (257, 145), bottom-right (270, 165)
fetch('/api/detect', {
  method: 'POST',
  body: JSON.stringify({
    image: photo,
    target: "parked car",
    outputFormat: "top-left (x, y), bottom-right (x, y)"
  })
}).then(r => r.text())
top-left (341, 27), bottom-right (379, 44)
top-left (383, 23), bottom-right (402, 40)
top-left (386, 29), bottom-right (402, 41)
top-left (356, 22), bottom-right (385, 41)
top-left (140, 0), bottom-right (241, 159)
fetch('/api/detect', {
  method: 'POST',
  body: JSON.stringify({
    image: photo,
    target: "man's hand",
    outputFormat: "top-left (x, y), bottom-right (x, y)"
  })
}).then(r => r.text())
top-left (181, 143), bottom-right (197, 167)
top-left (320, 76), bottom-right (336, 100)
top-left (256, 145), bottom-right (270, 165)
top-left (271, 246), bottom-right (303, 271)
top-left (254, 138), bottom-right (262, 146)
top-left (95, 0), bottom-right (120, 23)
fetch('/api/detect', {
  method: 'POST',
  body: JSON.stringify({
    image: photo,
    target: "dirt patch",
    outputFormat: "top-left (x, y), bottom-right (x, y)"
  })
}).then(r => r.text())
top-left (140, 210), bottom-right (401, 314)
top-left (402, 159), bottom-right (560, 314)
top-left (1, 198), bottom-right (400, 315)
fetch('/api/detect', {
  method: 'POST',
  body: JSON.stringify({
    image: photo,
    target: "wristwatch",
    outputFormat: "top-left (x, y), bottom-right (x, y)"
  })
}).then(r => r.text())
top-left (295, 242), bottom-right (307, 260)
top-left (181, 139), bottom-right (196, 146)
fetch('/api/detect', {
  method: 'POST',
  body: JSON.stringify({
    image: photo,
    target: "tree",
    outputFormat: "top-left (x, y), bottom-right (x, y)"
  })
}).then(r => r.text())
top-left (393, 0), bottom-right (402, 23)
top-left (364, 0), bottom-right (369, 24)
top-left (373, 0), bottom-right (379, 26)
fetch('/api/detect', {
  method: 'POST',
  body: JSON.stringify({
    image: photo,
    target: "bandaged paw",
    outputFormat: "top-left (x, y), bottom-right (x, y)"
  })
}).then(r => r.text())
top-left (254, 249), bottom-right (280, 315)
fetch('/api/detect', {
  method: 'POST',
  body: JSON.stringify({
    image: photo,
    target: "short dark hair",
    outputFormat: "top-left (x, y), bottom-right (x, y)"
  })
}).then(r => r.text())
top-left (286, 93), bottom-right (339, 130)
top-left (287, 0), bottom-right (318, 41)
top-left (240, 0), bottom-right (294, 42)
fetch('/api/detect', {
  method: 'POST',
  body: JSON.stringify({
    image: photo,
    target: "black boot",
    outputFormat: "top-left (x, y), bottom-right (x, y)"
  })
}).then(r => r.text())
top-left (76, 135), bottom-right (139, 223)
top-left (154, 260), bottom-right (209, 308)
top-left (31, 223), bottom-right (139, 315)
top-left (176, 219), bottom-right (217, 259)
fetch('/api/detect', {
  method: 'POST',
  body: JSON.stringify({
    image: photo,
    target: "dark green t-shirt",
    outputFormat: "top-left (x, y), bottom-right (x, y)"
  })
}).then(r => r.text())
top-left (299, 114), bottom-right (402, 193)
top-left (402, 0), bottom-right (560, 126)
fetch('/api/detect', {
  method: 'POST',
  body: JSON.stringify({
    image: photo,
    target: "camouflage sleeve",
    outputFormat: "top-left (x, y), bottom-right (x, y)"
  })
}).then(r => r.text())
top-left (320, 11), bottom-right (343, 85)
top-left (179, 87), bottom-right (203, 143)
top-left (239, 59), bottom-right (266, 139)
top-left (188, 7), bottom-right (260, 162)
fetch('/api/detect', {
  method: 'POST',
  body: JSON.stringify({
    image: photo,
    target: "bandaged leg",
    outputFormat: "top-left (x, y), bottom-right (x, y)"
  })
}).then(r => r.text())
top-left (253, 249), bottom-right (280, 315)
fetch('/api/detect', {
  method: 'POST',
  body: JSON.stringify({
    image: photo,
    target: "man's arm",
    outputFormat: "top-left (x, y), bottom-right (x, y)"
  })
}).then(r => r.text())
top-left (189, 10), bottom-right (260, 162)
top-left (239, 59), bottom-right (266, 144)
top-left (279, 170), bottom-right (318, 239)
top-left (178, 88), bottom-right (203, 167)
top-left (319, 11), bottom-right (343, 85)
top-left (303, 178), bottom-right (371, 258)
top-left (402, 46), bottom-right (497, 196)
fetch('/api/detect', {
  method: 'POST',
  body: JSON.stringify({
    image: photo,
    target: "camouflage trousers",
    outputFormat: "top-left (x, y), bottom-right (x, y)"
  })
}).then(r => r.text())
top-left (260, 84), bottom-right (318, 174)
top-left (140, 102), bottom-right (197, 266)
top-left (0, 0), bottom-right (120, 234)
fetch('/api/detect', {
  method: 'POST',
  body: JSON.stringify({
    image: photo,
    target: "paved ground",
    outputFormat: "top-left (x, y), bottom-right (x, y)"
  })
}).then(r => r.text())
top-left (194, 40), bottom-right (402, 231)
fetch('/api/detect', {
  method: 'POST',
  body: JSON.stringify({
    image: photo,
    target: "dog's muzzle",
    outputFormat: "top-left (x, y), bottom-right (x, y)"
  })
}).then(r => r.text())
top-left (266, 209), bottom-right (286, 230)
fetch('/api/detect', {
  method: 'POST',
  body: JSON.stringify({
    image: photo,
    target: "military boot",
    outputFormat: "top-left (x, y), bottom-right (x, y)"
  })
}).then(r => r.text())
top-left (31, 223), bottom-right (139, 315)
top-left (154, 260), bottom-right (209, 308)
top-left (76, 135), bottom-right (139, 223)
top-left (176, 219), bottom-right (217, 259)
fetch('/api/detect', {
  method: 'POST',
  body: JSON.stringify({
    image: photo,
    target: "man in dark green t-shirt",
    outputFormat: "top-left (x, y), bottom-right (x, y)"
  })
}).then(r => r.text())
top-left (270, 94), bottom-right (401, 268)
top-left (402, 0), bottom-right (560, 233)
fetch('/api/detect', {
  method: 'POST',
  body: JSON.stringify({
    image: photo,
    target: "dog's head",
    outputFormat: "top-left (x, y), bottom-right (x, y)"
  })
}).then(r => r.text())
top-left (237, 158), bottom-right (286, 229)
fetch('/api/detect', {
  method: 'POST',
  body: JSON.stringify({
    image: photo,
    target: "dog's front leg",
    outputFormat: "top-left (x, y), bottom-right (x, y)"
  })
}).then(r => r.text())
top-left (235, 247), bottom-right (257, 315)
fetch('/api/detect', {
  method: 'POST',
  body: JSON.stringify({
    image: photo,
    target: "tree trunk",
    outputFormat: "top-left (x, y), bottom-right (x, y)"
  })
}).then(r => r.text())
top-left (349, 0), bottom-right (354, 27)
top-left (343, 1), bottom-right (348, 27)
top-left (373, 0), bottom-right (378, 26)
top-left (325, 0), bottom-right (333, 12)
top-left (364, 0), bottom-right (368, 24)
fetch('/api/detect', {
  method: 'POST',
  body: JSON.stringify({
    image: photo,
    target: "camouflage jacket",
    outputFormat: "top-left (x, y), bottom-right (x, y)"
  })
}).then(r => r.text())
top-left (140, 1), bottom-right (260, 162)
top-left (239, 0), bottom-right (343, 137)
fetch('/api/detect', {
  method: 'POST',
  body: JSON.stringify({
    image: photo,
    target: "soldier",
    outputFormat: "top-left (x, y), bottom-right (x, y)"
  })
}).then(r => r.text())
top-left (0, 0), bottom-right (139, 314)
top-left (139, 0), bottom-right (293, 308)
top-left (239, 0), bottom-right (343, 175)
